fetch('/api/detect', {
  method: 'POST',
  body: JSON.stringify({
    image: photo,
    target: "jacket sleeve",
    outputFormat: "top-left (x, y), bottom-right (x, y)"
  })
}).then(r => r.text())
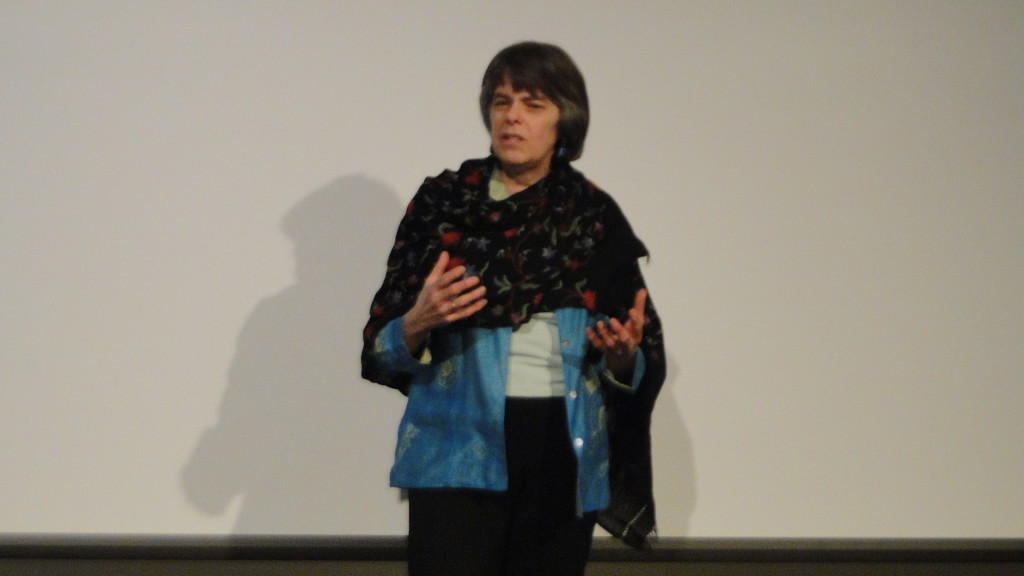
top-left (361, 185), bottom-right (437, 394)
top-left (368, 316), bottom-right (433, 375)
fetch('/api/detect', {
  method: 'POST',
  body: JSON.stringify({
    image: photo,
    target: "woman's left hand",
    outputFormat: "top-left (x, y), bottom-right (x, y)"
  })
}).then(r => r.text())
top-left (586, 289), bottom-right (647, 379)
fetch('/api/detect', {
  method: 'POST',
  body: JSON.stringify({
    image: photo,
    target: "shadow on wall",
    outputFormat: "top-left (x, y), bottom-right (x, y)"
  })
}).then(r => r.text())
top-left (180, 174), bottom-right (408, 534)
top-left (651, 352), bottom-right (696, 536)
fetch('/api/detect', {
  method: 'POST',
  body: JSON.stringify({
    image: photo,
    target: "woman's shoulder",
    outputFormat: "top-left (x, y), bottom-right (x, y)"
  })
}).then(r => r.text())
top-left (555, 163), bottom-right (620, 207)
top-left (407, 157), bottom-right (492, 212)
top-left (419, 157), bottom-right (492, 188)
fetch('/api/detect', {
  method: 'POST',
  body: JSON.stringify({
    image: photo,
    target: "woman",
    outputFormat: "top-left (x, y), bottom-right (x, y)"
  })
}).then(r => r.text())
top-left (362, 41), bottom-right (665, 576)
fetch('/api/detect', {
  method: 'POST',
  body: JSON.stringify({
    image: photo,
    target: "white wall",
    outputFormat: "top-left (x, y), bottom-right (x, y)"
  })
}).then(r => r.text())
top-left (2, 0), bottom-right (1022, 538)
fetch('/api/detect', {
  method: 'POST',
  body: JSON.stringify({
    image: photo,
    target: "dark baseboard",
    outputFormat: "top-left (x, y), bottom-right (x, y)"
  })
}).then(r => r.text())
top-left (2, 534), bottom-right (1022, 576)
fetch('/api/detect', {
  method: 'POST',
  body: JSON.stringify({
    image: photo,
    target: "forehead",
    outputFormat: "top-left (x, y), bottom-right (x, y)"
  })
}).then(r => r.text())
top-left (493, 80), bottom-right (549, 100)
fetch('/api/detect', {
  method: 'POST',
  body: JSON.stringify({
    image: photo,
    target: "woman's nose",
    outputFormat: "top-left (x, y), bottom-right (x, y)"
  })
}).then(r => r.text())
top-left (505, 102), bottom-right (522, 123)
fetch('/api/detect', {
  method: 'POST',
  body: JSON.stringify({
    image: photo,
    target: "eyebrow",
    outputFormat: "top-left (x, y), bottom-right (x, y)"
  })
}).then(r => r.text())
top-left (492, 89), bottom-right (550, 102)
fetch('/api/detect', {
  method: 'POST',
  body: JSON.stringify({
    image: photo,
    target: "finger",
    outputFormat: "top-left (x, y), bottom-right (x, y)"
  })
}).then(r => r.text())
top-left (609, 318), bottom-right (635, 344)
top-left (454, 294), bottom-right (488, 319)
top-left (592, 321), bottom-right (619, 349)
top-left (632, 289), bottom-right (648, 317)
top-left (440, 263), bottom-right (470, 288)
top-left (445, 289), bottom-right (487, 322)
top-left (606, 317), bottom-right (625, 334)
top-left (425, 251), bottom-right (450, 285)
top-left (450, 284), bottom-right (486, 309)
top-left (626, 289), bottom-right (648, 334)
top-left (590, 319), bottom-right (638, 356)
top-left (447, 274), bottom-right (481, 299)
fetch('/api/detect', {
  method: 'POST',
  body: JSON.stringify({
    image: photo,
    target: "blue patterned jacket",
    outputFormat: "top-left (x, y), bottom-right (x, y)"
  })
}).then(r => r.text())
top-left (370, 307), bottom-right (644, 513)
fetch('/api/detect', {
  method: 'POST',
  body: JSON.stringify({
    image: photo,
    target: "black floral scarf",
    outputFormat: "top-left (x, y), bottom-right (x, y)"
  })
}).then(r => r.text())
top-left (361, 156), bottom-right (666, 548)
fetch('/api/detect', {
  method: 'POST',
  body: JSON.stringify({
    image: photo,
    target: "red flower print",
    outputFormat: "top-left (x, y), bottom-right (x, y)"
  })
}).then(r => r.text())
top-left (504, 228), bottom-right (517, 238)
top-left (532, 293), bottom-right (544, 307)
top-left (445, 256), bottom-right (465, 271)
top-left (441, 230), bottom-right (462, 246)
top-left (464, 170), bottom-right (483, 186)
top-left (582, 290), bottom-right (597, 311)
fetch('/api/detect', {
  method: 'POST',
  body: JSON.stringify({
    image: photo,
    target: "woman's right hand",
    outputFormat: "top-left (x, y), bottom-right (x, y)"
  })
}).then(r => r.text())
top-left (403, 251), bottom-right (487, 353)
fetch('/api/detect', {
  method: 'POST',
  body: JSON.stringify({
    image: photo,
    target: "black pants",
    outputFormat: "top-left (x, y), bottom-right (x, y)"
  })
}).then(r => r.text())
top-left (407, 397), bottom-right (596, 576)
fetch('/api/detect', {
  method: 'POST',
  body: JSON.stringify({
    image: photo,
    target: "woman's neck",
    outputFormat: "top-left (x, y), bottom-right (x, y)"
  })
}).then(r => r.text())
top-left (498, 161), bottom-right (550, 194)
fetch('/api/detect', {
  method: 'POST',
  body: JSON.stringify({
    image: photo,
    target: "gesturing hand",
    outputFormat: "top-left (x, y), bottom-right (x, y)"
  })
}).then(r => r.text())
top-left (403, 251), bottom-right (487, 352)
top-left (586, 289), bottom-right (647, 379)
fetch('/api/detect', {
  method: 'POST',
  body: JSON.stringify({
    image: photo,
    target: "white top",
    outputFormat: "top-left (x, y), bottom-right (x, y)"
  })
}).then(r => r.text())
top-left (506, 312), bottom-right (565, 397)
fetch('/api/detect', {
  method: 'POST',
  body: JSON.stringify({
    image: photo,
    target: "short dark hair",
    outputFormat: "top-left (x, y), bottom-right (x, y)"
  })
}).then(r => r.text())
top-left (479, 41), bottom-right (589, 161)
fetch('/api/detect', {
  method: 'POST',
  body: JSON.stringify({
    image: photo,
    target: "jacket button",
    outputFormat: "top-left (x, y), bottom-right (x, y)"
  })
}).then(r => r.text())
top-left (569, 390), bottom-right (578, 399)
top-left (561, 339), bottom-right (571, 347)
top-left (574, 438), bottom-right (584, 448)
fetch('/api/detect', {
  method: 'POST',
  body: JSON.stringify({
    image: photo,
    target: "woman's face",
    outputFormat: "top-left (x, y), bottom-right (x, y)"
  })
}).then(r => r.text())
top-left (489, 79), bottom-right (560, 183)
